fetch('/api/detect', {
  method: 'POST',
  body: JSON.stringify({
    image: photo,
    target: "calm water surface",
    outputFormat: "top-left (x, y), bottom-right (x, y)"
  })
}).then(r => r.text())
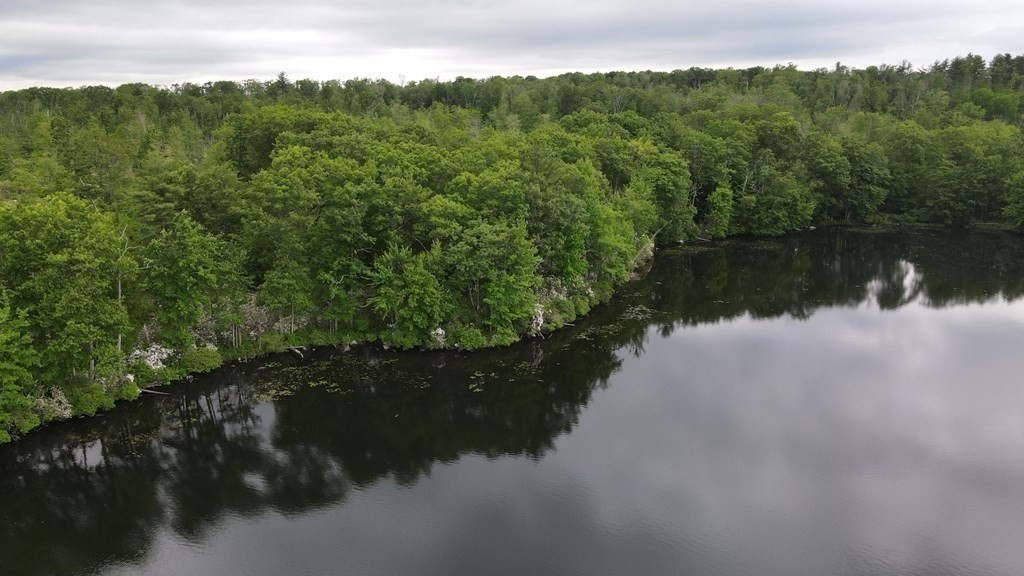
top-left (3, 229), bottom-right (1024, 576)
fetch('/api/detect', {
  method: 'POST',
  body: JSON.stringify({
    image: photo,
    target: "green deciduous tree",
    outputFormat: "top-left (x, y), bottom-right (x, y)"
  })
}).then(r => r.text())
top-left (0, 292), bottom-right (40, 443)
top-left (142, 211), bottom-right (242, 347)
top-left (367, 244), bottom-right (448, 348)
top-left (704, 186), bottom-right (733, 238)
top-left (0, 194), bottom-right (133, 414)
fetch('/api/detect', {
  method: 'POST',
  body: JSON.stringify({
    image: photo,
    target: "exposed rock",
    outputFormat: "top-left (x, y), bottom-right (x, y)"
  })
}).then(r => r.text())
top-left (129, 344), bottom-right (174, 370)
top-left (531, 304), bottom-right (545, 335)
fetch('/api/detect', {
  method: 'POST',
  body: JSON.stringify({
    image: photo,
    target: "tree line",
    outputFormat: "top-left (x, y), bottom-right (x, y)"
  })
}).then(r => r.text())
top-left (2, 53), bottom-right (1024, 441)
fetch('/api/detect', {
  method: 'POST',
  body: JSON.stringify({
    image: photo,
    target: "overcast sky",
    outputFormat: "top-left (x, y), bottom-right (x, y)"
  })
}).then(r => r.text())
top-left (2, 0), bottom-right (1023, 90)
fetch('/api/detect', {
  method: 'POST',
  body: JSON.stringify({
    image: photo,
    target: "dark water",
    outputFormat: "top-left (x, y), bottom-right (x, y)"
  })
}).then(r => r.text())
top-left (4, 229), bottom-right (1024, 576)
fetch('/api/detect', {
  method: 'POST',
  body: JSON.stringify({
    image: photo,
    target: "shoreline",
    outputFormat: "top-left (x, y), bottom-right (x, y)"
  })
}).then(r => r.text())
top-left (5, 223), bottom-right (1019, 445)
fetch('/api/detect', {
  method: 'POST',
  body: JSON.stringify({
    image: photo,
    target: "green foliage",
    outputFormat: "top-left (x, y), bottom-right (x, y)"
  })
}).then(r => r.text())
top-left (222, 105), bottom-right (327, 177)
top-left (0, 194), bottom-right (131, 388)
top-left (704, 186), bottom-right (733, 238)
top-left (142, 212), bottom-right (242, 347)
top-left (0, 293), bottom-right (40, 443)
top-left (840, 136), bottom-right (891, 223)
top-left (177, 346), bottom-right (223, 374)
top-left (731, 157), bottom-right (816, 235)
top-left (63, 381), bottom-right (115, 417)
top-left (2, 54), bottom-right (1024, 438)
top-left (368, 244), bottom-right (448, 348)
top-left (443, 219), bottom-right (540, 335)
top-left (449, 325), bottom-right (488, 350)
top-left (1003, 171), bottom-right (1024, 231)
top-left (644, 151), bottom-right (697, 244)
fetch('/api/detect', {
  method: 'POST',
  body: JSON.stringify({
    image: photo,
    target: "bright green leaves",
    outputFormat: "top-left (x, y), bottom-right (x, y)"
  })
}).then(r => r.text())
top-left (368, 244), bottom-right (448, 348)
top-left (840, 136), bottom-right (891, 224)
top-left (449, 160), bottom-right (527, 221)
top-left (3, 153), bottom-right (73, 198)
top-left (0, 194), bottom-right (132, 414)
top-left (873, 117), bottom-right (1023, 228)
top-left (731, 155), bottom-right (815, 236)
top-left (449, 219), bottom-right (540, 336)
top-left (804, 129), bottom-right (852, 219)
top-left (3, 61), bottom-right (1024, 444)
top-left (655, 107), bottom-right (817, 237)
top-left (805, 130), bottom-right (891, 223)
top-left (142, 212), bottom-right (242, 347)
top-left (0, 292), bottom-right (40, 443)
top-left (222, 104), bottom-right (327, 177)
top-left (704, 186), bottom-right (733, 238)
top-left (642, 151), bottom-right (697, 244)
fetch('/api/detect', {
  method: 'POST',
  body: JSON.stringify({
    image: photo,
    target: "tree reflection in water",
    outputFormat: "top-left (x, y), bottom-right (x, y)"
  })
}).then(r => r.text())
top-left (2, 228), bottom-right (1023, 575)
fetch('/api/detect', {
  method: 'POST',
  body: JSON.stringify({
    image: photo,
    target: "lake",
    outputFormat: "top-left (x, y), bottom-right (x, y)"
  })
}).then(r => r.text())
top-left (3, 228), bottom-right (1024, 576)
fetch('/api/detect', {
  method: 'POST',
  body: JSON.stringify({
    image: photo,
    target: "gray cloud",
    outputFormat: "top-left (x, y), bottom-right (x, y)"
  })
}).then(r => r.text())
top-left (1, 0), bottom-right (1023, 89)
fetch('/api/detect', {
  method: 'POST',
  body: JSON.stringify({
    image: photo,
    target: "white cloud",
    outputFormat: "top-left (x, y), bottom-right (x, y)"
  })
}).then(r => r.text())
top-left (1, 0), bottom-right (1023, 89)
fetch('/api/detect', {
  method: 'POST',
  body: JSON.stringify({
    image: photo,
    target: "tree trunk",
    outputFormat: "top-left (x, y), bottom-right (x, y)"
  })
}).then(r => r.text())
top-left (117, 273), bottom-right (123, 354)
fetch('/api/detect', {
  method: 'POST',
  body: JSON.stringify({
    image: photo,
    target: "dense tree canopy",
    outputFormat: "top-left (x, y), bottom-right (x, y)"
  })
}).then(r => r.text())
top-left (2, 53), bottom-right (1024, 441)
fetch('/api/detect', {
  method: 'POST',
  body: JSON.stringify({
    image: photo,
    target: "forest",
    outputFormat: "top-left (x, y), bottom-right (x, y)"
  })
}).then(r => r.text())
top-left (2, 53), bottom-right (1024, 442)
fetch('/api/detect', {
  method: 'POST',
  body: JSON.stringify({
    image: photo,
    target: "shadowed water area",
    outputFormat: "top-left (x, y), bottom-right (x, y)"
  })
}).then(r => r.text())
top-left (3, 228), bottom-right (1024, 576)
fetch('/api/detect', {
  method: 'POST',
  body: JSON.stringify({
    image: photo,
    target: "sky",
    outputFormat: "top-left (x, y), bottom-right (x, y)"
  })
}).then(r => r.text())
top-left (1, 0), bottom-right (1023, 90)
